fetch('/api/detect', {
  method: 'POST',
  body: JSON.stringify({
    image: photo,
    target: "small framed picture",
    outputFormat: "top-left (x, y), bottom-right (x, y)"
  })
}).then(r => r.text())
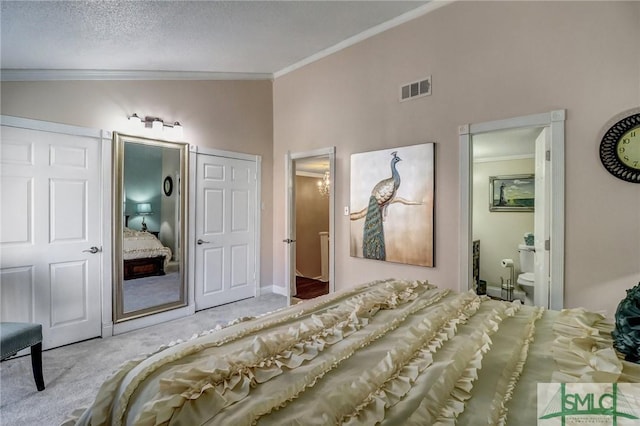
top-left (489, 174), bottom-right (534, 212)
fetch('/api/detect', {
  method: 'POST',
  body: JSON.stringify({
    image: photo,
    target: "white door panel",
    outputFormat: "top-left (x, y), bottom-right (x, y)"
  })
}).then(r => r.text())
top-left (202, 247), bottom-right (224, 294)
top-left (195, 154), bottom-right (256, 310)
top-left (203, 188), bottom-right (224, 233)
top-left (0, 125), bottom-right (102, 349)
top-left (0, 176), bottom-right (32, 244)
top-left (0, 266), bottom-right (35, 322)
top-left (50, 260), bottom-right (88, 325)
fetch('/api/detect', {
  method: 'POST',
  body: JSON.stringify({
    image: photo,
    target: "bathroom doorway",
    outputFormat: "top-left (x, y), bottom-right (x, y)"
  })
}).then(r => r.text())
top-left (459, 111), bottom-right (565, 309)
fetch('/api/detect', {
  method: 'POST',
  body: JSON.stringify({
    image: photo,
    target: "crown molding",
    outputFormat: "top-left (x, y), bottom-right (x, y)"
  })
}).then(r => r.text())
top-left (0, 69), bottom-right (273, 82)
top-left (274, 0), bottom-right (454, 79)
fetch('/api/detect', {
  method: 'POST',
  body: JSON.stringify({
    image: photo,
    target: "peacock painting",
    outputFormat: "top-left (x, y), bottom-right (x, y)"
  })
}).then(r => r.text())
top-left (361, 151), bottom-right (401, 260)
top-left (350, 143), bottom-right (435, 267)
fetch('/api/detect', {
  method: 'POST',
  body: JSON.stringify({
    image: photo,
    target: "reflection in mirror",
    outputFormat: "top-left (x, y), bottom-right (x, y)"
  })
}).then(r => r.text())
top-left (113, 133), bottom-right (188, 323)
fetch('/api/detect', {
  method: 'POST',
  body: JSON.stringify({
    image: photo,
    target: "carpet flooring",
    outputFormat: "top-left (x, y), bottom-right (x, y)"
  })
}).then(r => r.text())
top-left (0, 293), bottom-right (287, 426)
top-left (295, 276), bottom-right (329, 299)
top-left (123, 271), bottom-right (182, 312)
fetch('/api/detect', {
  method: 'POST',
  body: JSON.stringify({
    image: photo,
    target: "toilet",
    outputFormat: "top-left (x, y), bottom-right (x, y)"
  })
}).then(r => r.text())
top-left (517, 244), bottom-right (535, 305)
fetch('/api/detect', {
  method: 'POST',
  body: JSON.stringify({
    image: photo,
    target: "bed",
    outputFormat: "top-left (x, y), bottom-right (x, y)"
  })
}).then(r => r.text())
top-left (66, 279), bottom-right (639, 425)
top-left (122, 228), bottom-right (172, 280)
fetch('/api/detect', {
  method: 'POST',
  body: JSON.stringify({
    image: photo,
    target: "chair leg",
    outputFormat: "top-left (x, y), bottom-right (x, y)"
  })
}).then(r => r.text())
top-left (30, 342), bottom-right (45, 391)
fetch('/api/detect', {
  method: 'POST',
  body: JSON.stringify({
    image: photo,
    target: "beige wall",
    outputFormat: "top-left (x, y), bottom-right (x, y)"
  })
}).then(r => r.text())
top-left (295, 175), bottom-right (330, 278)
top-left (1, 80), bottom-right (275, 287)
top-left (273, 1), bottom-right (640, 317)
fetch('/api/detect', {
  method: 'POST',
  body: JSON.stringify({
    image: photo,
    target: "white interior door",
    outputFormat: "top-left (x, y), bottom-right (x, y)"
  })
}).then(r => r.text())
top-left (0, 124), bottom-right (103, 349)
top-left (194, 153), bottom-right (257, 310)
top-left (534, 127), bottom-right (551, 307)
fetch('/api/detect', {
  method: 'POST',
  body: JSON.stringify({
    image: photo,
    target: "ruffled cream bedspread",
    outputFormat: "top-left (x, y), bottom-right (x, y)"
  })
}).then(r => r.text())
top-left (123, 228), bottom-right (172, 267)
top-left (66, 279), bottom-right (639, 425)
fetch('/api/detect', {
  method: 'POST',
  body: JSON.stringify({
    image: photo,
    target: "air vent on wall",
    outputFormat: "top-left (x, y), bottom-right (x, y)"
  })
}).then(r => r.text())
top-left (400, 75), bottom-right (431, 102)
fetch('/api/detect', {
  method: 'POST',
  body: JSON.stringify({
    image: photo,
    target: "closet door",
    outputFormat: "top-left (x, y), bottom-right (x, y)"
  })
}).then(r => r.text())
top-left (194, 153), bottom-right (257, 310)
top-left (0, 123), bottom-right (103, 349)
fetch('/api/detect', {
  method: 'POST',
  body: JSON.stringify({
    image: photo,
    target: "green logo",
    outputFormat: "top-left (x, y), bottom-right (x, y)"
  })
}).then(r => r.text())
top-left (538, 383), bottom-right (639, 425)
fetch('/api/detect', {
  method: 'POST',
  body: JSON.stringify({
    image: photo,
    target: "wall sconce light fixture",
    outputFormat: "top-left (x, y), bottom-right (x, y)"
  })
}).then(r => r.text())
top-left (129, 113), bottom-right (142, 126)
top-left (317, 171), bottom-right (330, 196)
top-left (128, 113), bottom-right (183, 138)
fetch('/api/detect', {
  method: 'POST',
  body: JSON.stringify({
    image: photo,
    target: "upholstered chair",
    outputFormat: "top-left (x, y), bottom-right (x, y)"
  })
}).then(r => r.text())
top-left (0, 322), bottom-right (45, 391)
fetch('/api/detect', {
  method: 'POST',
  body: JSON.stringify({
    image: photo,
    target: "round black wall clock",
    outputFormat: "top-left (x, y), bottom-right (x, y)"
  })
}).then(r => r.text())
top-left (599, 108), bottom-right (640, 183)
top-left (163, 176), bottom-right (173, 196)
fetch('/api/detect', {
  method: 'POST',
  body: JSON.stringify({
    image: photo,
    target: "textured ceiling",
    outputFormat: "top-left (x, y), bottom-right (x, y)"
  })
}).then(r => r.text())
top-left (1, 1), bottom-right (432, 78)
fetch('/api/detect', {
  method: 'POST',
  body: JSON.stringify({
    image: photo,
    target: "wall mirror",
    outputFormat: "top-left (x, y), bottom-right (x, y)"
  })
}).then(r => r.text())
top-left (113, 133), bottom-right (188, 323)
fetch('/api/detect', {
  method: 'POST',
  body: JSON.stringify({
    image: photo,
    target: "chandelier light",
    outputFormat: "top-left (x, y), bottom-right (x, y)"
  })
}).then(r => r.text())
top-left (317, 171), bottom-right (330, 196)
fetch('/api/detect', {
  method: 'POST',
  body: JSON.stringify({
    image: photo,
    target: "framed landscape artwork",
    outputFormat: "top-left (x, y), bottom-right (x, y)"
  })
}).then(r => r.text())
top-left (349, 143), bottom-right (435, 267)
top-left (489, 174), bottom-right (535, 212)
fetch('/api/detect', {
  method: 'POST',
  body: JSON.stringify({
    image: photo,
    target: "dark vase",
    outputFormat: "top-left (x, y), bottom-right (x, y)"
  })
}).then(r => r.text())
top-left (612, 282), bottom-right (640, 363)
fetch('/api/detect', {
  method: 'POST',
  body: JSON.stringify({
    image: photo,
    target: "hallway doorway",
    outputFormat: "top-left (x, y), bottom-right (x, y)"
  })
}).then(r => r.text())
top-left (284, 147), bottom-right (335, 305)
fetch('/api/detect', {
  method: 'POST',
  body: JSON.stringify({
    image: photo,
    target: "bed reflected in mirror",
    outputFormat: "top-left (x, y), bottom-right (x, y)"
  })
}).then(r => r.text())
top-left (113, 133), bottom-right (188, 322)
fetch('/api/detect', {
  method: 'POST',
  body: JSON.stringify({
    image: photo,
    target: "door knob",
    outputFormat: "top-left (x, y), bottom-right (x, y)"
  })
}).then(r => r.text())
top-left (83, 246), bottom-right (101, 254)
top-left (282, 239), bottom-right (296, 244)
top-left (197, 239), bottom-right (211, 245)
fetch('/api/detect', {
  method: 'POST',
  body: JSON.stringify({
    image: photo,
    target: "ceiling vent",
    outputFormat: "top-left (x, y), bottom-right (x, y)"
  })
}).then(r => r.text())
top-left (400, 75), bottom-right (431, 102)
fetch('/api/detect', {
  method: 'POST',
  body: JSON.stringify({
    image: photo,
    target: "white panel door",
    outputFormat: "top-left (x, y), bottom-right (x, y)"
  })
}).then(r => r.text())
top-left (0, 125), bottom-right (102, 349)
top-left (195, 154), bottom-right (256, 310)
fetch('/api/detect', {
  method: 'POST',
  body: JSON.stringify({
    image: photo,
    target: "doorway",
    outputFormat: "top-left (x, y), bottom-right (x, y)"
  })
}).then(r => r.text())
top-left (285, 148), bottom-right (335, 304)
top-left (459, 110), bottom-right (565, 310)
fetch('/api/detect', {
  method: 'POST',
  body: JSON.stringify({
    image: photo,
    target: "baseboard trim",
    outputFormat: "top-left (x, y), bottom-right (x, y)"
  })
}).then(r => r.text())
top-left (112, 305), bottom-right (193, 335)
top-left (262, 285), bottom-right (287, 297)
